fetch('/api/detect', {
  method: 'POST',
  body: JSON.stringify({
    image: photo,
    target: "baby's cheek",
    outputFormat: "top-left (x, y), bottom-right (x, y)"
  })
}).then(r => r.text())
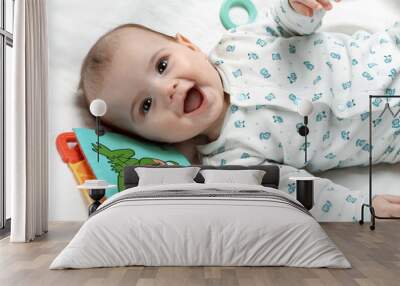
top-left (193, 55), bottom-right (214, 82)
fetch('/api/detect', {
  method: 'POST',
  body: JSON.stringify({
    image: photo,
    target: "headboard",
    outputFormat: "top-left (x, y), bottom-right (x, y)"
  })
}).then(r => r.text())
top-left (124, 164), bottom-right (280, 190)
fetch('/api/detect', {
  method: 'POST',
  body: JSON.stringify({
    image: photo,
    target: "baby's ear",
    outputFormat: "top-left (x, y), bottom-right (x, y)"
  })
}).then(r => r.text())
top-left (175, 33), bottom-right (201, 52)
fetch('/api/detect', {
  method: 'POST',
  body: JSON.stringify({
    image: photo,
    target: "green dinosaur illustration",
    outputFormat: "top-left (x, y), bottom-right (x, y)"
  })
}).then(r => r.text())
top-left (91, 143), bottom-right (179, 192)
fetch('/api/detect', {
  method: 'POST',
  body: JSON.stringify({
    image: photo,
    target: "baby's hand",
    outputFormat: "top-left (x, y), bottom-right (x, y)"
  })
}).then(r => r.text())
top-left (288, 0), bottom-right (341, 17)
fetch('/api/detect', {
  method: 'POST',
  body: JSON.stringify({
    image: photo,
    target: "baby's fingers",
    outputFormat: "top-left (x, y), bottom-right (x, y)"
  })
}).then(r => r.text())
top-left (317, 0), bottom-right (341, 10)
top-left (300, 0), bottom-right (324, 11)
top-left (317, 0), bottom-right (333, 10)
top-left (290, 1), bottom-right (314, 17)
top-left (292, 0), bottom-right (340, 16)
top-left (291, 0), bottom-right (323, 17)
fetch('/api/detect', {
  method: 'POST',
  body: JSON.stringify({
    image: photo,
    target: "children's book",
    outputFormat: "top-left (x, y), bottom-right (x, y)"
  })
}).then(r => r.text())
top-left (73, 128), bottom-right (191, 198)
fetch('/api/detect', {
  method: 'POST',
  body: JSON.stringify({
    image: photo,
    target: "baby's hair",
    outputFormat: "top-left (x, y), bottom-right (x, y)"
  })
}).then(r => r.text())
top-left (78, 23), bottom-right (174, 110)
top-left (77, 23), bottom-right (175, 141)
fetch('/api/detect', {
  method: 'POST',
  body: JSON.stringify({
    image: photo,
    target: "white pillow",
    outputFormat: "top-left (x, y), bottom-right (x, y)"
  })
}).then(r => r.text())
top-left (200, 169), bottom-right (266, 185)
top-left (136, 167), bottom-right (201, 186)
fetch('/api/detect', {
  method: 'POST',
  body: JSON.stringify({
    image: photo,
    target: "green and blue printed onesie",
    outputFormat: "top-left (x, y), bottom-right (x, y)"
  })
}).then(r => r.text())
top-left (196, 0), bottom-right (400, 221)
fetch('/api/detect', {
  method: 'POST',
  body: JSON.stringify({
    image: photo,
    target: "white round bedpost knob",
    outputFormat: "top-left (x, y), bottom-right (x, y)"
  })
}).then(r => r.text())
top-left (298, 99), bottom-right (314, 116)
top-left (90, 99), bottom-right (107, 117)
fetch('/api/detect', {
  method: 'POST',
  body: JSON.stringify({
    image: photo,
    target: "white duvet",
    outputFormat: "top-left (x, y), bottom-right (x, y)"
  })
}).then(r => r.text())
top-left (50, 183), bottom-right (350, 269)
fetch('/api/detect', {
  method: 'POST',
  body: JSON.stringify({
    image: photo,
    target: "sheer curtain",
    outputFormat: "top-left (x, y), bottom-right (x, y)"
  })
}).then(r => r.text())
top-left (8, 0), bottom-right (48, 242)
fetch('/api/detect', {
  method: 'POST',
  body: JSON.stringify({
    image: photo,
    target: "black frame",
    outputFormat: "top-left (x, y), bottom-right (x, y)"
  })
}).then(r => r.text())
top-left (359, 95), bottom-right (400, 230)
top-left (0, 0), bottom-right (14, 234)
top-left (123, 164), bottom-right (280, 190)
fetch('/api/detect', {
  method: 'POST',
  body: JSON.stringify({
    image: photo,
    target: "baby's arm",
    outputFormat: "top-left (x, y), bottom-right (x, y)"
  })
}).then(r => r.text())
top-left (266, 162), bottom-right (365, 221)
top-left (200, 148), bottom-right (364, 221)
top-left (266, 0), bottom-right (330, 36)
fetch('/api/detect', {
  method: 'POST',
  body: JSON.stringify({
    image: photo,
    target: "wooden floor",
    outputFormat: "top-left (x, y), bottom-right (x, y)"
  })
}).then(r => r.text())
top-left (0, 221), bottom-right (400, 286)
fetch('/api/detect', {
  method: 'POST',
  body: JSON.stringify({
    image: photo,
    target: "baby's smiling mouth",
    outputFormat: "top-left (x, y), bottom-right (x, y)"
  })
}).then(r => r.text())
top-left (183, 85), bottom-right (204, 114)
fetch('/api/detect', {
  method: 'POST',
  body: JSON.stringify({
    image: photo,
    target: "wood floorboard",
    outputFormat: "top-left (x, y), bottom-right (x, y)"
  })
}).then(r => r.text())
top-left (0, 221), bottom-right (399, 286)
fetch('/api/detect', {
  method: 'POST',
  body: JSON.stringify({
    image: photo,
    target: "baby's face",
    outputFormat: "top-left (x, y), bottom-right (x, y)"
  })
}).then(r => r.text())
top-left (99, 27), bottom-right (226, 143)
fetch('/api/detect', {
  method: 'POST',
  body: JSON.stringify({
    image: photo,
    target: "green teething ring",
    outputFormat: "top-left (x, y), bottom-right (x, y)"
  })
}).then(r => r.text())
top-left (220, 0), bottom-right (257, 30)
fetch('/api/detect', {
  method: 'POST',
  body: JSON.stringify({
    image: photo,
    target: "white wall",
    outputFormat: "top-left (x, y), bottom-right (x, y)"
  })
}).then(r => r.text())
top-left (47, 0), bottom-right (400, 221)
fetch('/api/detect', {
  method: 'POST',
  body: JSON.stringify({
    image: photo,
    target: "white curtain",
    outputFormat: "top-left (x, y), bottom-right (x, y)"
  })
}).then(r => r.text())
top-left (8, 0), bottom-right (48, 242)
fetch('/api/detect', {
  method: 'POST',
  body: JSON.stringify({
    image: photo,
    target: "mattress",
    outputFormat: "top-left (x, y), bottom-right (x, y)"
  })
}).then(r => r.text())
top-left (50, 183), bottom-right (351, 269)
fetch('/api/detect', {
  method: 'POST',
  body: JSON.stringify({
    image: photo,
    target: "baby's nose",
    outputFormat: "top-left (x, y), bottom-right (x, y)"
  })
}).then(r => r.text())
top-left (164, 80), bottom-right (184, 115)
top-left (167, 80), bottom-right (179, 101)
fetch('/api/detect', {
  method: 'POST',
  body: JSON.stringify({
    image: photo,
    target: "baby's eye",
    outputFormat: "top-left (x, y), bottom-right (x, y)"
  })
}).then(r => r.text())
top-left (141, 97), bottom-right (152, 114)
top-left (157, 58), bottom-right (168, 74)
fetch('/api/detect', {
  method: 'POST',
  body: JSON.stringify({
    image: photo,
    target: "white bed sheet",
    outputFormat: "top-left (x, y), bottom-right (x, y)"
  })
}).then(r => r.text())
top-left (48, 0), bottom-right (400, 221)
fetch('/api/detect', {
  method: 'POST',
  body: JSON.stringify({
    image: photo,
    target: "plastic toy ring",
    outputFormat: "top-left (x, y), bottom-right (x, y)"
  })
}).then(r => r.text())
top-left (220, 0), bottom-right (257, 30)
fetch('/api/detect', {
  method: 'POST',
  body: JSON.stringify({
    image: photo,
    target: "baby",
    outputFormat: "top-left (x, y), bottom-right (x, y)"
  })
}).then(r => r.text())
top-left (79, 0), bottom-right (400, 220)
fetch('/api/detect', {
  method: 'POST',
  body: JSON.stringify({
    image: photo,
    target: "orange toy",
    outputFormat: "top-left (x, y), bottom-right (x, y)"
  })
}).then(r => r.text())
top-left (56, 132), bottom-right (105, 205)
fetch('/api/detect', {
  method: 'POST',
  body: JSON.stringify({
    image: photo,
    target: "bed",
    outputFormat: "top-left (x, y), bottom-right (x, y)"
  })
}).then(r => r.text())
top-left (50, 164), bottom-right (350, 269)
